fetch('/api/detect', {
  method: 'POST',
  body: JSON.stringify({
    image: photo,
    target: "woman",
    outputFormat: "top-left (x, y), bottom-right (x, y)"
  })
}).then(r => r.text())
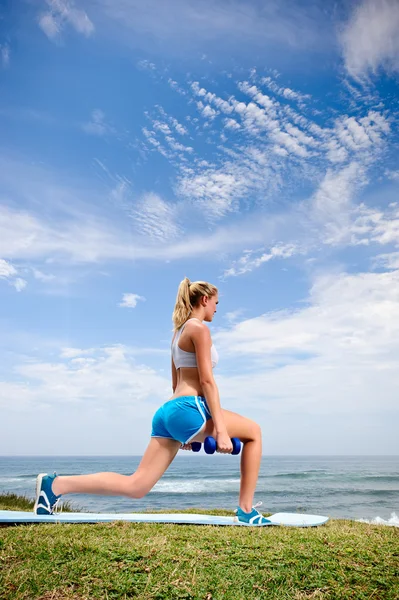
top-left (34, 278), bottom-right (270, 525)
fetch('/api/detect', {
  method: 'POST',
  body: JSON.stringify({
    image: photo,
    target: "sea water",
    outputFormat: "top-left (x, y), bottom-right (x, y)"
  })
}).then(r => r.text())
top-left (1, 455), bottom-right (398, 525)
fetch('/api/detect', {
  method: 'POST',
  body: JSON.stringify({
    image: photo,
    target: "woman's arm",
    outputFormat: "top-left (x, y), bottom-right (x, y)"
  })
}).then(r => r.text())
top-left (171, 357), bottom-right (177, 393)
top-left (191, 324), bottom-right (227, 435)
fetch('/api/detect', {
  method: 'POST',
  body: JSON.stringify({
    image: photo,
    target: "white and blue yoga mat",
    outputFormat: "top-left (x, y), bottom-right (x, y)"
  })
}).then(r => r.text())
top-left (0, 510), bottom-right (329, 527)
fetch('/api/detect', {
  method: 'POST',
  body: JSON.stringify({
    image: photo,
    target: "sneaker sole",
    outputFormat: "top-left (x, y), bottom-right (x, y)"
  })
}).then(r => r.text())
top-left (33, 473), bottom-right (47, 514)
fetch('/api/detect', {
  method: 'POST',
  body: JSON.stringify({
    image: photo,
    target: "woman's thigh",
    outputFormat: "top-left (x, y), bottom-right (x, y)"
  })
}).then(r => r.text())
top-left (131, 437), bottom-right (182, 497)
top-left (191, 409), bottom-right (261, 444)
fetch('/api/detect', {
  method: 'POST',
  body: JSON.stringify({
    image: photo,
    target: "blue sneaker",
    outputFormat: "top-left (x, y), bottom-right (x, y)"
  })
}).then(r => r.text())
top-left (235, 501), bottom-right (272, 526)
top-left (34, 473), bottom-right (61, 515)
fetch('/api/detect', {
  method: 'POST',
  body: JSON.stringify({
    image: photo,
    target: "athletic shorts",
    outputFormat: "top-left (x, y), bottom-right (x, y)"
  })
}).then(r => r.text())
top-left (151, 395), bottom-right (212, 444)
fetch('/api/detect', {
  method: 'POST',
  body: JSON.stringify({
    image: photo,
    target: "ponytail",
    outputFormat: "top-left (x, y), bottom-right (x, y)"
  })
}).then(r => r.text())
top-left (172, 277), bottom-right (218, 331)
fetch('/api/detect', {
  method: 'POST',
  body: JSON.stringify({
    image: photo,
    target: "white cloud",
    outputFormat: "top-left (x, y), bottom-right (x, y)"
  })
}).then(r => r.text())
top-left (214, 268), bottom-right (399, 417)
top-left (131, 192), bottom-right (182, 242)
top-left (202, 105), bottom-right (218, 119)
top-left (38, 0), bottom-right (94, 41)
top-left (170, 117), bottom-right (188, 135)
top-left (152, 120), bottom-right (172, 135)
top-left (261, 76), bottom-right (311, 103)
top-left (178, 168), bottom-right (243, 220)
top-left (350, 203), bottom-right (399, 247)
top-left (13, 278), bottom-right (27, 292)
top-left (32, 268), bottom-right (56, 282)
top-left (0, 193), bottom-right (283, 265)
top-left (310, 162), bottom-right (367, 245)
top-left (38, 13), bottom-right (60, 39)
top-left (335, 112), bottom-right (390, 153)
top-left (137, 59), bottom-right (156, 70)
top-left (373, 251), bottom-right (399, 270)
top-left (165, 136), bottom-right (193, 153)
top-left (143, 112), bottom-right (193, 157)
top-left (0, 345), bottom-right (168, 414)
top-left (1, 43), bottom-right (10, 68)
top-left (61, 347), bottom-right (93, 358)
top-left (142, 127), bottom-right (171, 158)
top-left (224, 118), bottom-right (241, 130)
top-left (0, 259), bottom-right (27, 292)
top-left (0, 258), bottom-right (17, 279)
top-left (325, 139), bottom-right (348, 164)
top-left (223, 243), bottom-right (300, 278)
top-left (165, 77), bottom-right (389, 230)
top-left (340, 0), bottom-right (399, 79)
top-left (385, 169), bottom-right (399, 181)
top-left (82, 109), bottom-right (115, 136)
top-left (223, 309), bottom-right (246, 324)
top-left (238, 81), bottom-right (277, 114)
top-left (90, 0), bottom-right (330, 56)
top-left (119, 293), bottom-right (146, 308)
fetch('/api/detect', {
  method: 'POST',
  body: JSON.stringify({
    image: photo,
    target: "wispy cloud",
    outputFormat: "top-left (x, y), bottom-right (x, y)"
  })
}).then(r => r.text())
top-left (1, 43), bottom-right (10, 68)
top-left (89, 0), bottom-right (332, 56)
top-left (0, 156), bottom-right (287, 264)
top-left (137, 59), bottom-right (156, 71)
top-left (82, 109), bottom-right (115, 136)
top-left (0, 259), bottom-right (27, 292)
top-left (38, 0), bottom-right (95, 41)
top-left (223, 243), bottom-right (301, 278)
top-left (340, 0), bottom-right (399, 80)
top-left (261, 75), bottom-right (311, 103)
top-left (130, 192), bottom-right (183, 242)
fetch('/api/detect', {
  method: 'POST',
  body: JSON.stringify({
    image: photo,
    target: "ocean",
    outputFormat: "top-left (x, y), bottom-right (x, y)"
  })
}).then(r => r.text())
top-left (1, 455), bottom-right (398, 526)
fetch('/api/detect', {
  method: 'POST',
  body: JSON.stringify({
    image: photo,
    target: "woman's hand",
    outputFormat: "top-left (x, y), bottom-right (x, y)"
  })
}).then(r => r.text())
top-left (216, 431), bottom-right (233, 454)
top-left (180, 443), bottom-right (192, 451)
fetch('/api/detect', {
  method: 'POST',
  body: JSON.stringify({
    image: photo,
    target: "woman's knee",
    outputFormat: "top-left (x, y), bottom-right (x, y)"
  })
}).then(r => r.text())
top-left (243, 419), bottom-right (262, 442)
top-left (217, 411), bottom-right (262, 442)
top-left (126, 474), bottom-right (152, 499)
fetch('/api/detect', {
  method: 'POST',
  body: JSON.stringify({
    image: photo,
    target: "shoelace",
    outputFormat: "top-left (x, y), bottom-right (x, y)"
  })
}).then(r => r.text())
top-left (235, 501), bottom-right (263, 515)
top-left (53, 497), bottom-right (62, 515)
top-left (52, 472), bottom-right (62, 515)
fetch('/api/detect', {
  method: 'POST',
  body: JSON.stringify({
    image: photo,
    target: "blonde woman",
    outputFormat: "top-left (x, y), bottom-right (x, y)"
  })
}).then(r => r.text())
top-left (34, 278), bottom-right (270, 525)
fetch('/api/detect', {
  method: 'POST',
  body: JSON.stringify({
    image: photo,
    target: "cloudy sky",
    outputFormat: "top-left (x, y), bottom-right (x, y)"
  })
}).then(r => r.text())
top-left (1, 0), bottom-right (398, 455)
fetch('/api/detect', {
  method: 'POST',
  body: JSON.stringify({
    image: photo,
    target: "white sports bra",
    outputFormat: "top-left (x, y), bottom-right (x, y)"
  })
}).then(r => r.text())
top-left (172, 318), bottom-right (219, 370)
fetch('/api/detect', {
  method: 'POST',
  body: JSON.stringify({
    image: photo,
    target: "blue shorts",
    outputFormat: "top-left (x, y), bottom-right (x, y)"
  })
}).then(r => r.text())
top-left (151, 396), bottom-right (212, 444)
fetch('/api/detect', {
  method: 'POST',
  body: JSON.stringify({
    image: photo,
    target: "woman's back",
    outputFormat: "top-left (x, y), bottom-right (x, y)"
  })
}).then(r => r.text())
top-left (170, 318), bottom-right (218, 400)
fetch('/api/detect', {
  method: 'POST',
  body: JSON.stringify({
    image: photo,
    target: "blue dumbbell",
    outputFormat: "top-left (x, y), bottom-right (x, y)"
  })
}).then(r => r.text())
top-left (191, 442), bottom-right (202, 452)
top-left (204, 436), bottom-right (241, 455)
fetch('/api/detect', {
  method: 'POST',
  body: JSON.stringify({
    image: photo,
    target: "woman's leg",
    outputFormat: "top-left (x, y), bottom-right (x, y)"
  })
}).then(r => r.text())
top-left (52, 437), bottom-right (181, 499)
top-left (191, 410), bottom-right (262, 513)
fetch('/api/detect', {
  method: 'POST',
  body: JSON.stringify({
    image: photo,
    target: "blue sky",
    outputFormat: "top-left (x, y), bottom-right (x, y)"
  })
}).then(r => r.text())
top-left (1, 0), bottom-right (399, 455)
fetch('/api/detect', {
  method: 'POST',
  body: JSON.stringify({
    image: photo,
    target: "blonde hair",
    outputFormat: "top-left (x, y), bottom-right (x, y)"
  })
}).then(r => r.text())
top-left (172, 277), bottom-right (218, 331)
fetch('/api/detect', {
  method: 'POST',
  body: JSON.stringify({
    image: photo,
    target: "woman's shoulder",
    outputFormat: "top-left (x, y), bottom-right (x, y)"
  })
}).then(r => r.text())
top-left (185, 320), bottom-right (211, 343)
top-left (185, 318), bottom-right (208, 332)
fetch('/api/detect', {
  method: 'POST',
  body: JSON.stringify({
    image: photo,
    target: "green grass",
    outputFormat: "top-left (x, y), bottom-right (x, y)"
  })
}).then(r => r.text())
top-left (1, 495), bottom-right (398, 599)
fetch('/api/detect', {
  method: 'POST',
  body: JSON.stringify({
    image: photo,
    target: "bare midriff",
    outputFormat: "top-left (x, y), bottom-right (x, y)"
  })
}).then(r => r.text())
top-left (168, 366), bottom-right (205, 400)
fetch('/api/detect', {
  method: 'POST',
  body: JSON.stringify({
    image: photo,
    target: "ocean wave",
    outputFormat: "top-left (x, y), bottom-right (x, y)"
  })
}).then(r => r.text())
top-left (272, 471), bottom-right (329, 479)
top-left (151, 478), bottom-right (241, 494)
top-left (149, 479), bottom-right (399, 497)
top-left (356, 512), bottom-right (399, 527)
top-left (0, 477), bottom-right (36, 483)
top-left (356, 475), bottom-right (399, 483)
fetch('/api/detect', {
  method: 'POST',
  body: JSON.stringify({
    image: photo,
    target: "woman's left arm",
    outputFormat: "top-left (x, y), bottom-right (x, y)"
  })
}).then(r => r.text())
top-left (171, 357), bottom-right (177, 393)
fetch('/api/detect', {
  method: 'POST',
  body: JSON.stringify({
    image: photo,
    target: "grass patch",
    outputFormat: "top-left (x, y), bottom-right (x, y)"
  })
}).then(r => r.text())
top-left (0, 492), bottom-right (78, 513)
top-left (0, 494), bottom-right (398, 599)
